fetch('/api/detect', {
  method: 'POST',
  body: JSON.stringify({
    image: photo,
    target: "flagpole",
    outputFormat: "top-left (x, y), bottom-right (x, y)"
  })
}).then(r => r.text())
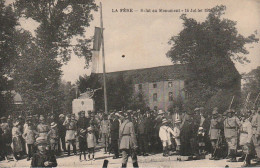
top-left (100, 2), bottom-right (108, 114)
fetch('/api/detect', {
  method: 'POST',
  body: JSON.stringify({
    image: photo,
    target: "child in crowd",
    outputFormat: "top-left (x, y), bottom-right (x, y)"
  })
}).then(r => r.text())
top-left (197, 127), bottom-right (206, 155)
top-left (78, 128), bottom-right (87, 161)
top-left (31, 137), bottom-right (57, 167)
top-left (12, 121), bottom-right (23, 160)
top-left (48, 122), bottom-right (59, 154)
top-left (173, 119), bottom-right (181, 154)
top-left (87, 127), bottom-right (96, 161)
top-left (159, 119), bottom-right (175, 157)
top-left (22, 120), bottom-right (38, 161)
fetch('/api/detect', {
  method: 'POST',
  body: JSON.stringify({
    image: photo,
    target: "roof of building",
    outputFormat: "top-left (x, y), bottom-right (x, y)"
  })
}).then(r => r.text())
top-left (95, 64), bottom-right (188, 84)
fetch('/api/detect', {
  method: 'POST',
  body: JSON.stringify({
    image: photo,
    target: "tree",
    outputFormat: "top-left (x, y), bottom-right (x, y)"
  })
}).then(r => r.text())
top-left (167, 5), bottom-right (259, 112)
top-left (77, 74), bottom-right (137, 111)
top-left (12, 0), bottom-right (97, 115)
top-left (242, 66), bottom-right (260, 108)
top-left (0, 0), bottom-right (19, 116)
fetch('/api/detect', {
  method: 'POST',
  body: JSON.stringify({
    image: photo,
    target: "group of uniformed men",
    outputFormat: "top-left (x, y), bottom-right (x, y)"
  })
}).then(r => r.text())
top-left (1, 106), bottom-right (260, 167)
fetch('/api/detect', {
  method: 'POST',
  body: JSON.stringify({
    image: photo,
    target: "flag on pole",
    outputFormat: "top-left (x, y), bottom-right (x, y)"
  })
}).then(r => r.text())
top-left (92, 27), bottom-right (102, 73)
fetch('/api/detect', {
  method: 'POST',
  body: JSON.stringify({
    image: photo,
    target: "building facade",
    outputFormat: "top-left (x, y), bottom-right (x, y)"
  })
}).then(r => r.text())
top-left (97, 64), bottom-right (187, 112)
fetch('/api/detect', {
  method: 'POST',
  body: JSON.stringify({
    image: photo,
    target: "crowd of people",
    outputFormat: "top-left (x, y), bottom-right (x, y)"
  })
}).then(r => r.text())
top-left (0, 106), bottom-right (260, 167)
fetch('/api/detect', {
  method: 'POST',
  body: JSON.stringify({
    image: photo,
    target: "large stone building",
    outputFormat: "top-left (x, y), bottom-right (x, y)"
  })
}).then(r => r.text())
top-left (97, 64), bottom-right (188, 111)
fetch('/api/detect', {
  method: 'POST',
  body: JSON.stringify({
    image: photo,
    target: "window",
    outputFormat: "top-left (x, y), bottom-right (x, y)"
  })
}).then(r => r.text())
top-left (169, 92), bottom-right (173, 101)
top-left (153, 83), bottom-right (157, 88)
top-left (168, 82), bottom-right (173, 87)
top-left (138, 84), bottom-right (142, 90)
top-left (153, 93), bottom-right (157, 102)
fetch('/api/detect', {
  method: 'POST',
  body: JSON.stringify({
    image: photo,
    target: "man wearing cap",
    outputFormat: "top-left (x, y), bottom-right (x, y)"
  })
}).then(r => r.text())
top-left (37, 116), bottom-right (50, 140)
top-left (119, 113), bottom-right (139, 168)
top-left (251, 107), bottom-right (260, 163)
top-left (238, 113), bottom-right (253, 166)
top-left (180, 110), bottom-right (193, 157)
top-left (110, 112), bottom-right (120, 159)
top-left (77, 111), bottom-right (89, 135)
top-left (137, 113), bottom-right (149, 156)
top-left (31, 137), bottom-right (57, 167)
top-left (57, 114), bottom-right (66, 153)
top-left (209, 108), bottom-right (222, 160)
top-left (63, 114), bottom-right (77, 156)
top-left (1, 117), bottom-right (10, 133)
top-left (100, 113), bottom-right (110, 154)
top-left (224, 109), bottom-right (241, 162)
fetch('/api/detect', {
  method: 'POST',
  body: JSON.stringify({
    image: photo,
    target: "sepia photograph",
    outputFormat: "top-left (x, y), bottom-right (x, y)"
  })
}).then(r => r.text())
top-left (0, 0), bottom-right (260, 167)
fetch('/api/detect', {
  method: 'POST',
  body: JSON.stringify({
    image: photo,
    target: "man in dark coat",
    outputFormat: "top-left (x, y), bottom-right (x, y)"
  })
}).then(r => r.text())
top-left (110, 113), bottom-right (120, 159)
top-left (180, 111), bottom-right (193, 157)
top-left (57, 114), bottom-right (66, 153)
top-left (137, 113), bottom-right (149, 156)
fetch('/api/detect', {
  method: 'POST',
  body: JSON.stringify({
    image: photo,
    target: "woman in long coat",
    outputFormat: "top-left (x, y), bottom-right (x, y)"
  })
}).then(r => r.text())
top-left (12, 121), bottom-right (23, 160)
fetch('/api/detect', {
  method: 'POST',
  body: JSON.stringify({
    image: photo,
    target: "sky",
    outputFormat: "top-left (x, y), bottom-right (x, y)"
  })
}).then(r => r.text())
top-left (17, 0), bottom-right (260, 83)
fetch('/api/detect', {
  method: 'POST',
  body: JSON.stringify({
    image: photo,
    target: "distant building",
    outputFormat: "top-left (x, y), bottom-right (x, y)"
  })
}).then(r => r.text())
top-left (97, 64), bottom-right (188, 111)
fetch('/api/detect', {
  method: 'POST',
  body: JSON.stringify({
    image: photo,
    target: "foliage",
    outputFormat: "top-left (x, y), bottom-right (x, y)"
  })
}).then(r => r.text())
top-left (167, 5), bottom-right (258, 112)
top-left (0, 0), bottom-right (19, 116)
top-left (77, 74), bottom-right (147, 112)
top-left (242, 66), bottom-right (260, 108)
top-left (11, 0), bottom-right (97, 115)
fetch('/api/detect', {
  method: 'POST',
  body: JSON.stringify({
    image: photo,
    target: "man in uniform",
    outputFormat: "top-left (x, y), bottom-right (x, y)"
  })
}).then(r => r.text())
top-left (224, 109), bottom-right (241, 162)
top-left (57, 114), bottom-right (66, 153)
top-left (37, 116), bottom-right (50, 140)
top-left (209, 109), bottom-right (222, 160)
top-left (251, 107), bottom-right (260, 162)
top-left (119, 113), bottom-right (139, 168)
top-left (238, 113), bottom-right (253, 166)
top-left (63, 114), bottom-right (77, 156)
top-left (110, 112), bottom-right (120, 159)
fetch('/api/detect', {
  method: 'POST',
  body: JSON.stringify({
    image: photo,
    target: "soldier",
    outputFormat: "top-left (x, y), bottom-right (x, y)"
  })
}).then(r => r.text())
top-left (251, 106), bottom-right (260, 163)
top-left (57, 114), bottom-right (66, 153)
top-left (224, 109), bottom-right (241, 162)
top-left (238, 113), bottom-right (253, 167)
top-left (63, 114), bottom-right (77, 156)
top-left (137, 113), bottom-right (149, 156)
top-left (209, 109), bottom-right (222, 160)
top-left (1, 117), bottom-right (10, 133)
top-left (37, 116), bottom-right (50, 140)
top-left (100, 113), bottom-right (110, 154)
top-left (119, 113), bottom-right (139, 168)
top-left (110, 112), bottom-right (120, 159)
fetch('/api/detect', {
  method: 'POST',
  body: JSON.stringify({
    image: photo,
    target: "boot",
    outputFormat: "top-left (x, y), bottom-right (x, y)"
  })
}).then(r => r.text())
top-left (237, 154), bottom-right (245, 162)
top-left (133, 162), bottom-right (139, 168)
top-left (227, 150), bottom-right (237, 162)
top-left (67, 145), bottom-right (70, 156)
top-left (122, 163), bottom-right (127, 168)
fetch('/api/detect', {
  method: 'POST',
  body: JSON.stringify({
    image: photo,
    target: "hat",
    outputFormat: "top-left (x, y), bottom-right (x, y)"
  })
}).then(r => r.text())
top-left (199, 127), bottom-right (203, 130)
top-left (80, 129), bottom-right (86, 134)
top-left (212, 110), bottom-right (218, 115)
top-left (162, 118), bottom-right (168, 124)
top-left (50, 122), bottom-right (57, 128)
top-left (158, 110), bottom-right (164, 115)
top-left (175, 119), bottom-right (181, 124)
top-left (194, 107), bottom-right (200, 111)
top-left (1, 117), bottom-right (6, 120)
top-left (13, 121), bottom-right (19, 126)
top-left (39, 116), bottom-right (45, 121)
top-left (87, 127), bottom-right (93, 131)
top-left (59, 114), bottom-right (65, 118)
top-left (35, 137), bottom-right (48, 145)
top-left (227, 109), bottom-right (235, 113)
